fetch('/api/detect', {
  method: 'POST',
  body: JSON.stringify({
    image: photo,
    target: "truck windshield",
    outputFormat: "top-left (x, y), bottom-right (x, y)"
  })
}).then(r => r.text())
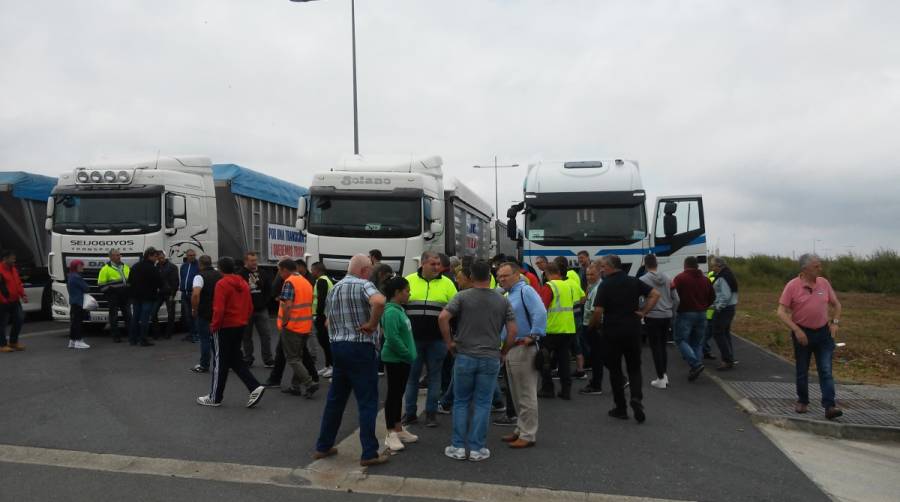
top-left (53, 194), bottom-right (162, 234)
top-left (308, 196), bottom-right (421, 238)
top-left (525, 205), bottom-right (647, 245)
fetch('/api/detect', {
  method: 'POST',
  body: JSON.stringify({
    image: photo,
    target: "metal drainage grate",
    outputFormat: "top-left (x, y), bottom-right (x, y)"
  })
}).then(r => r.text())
top-left (728, 381), bottom-right (900, 428)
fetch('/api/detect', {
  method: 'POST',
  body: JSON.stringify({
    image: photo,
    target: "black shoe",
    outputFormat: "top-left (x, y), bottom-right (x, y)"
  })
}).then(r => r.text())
top-left (401, 414), bottom-right (419, 426)
top-left (703, 352), bottom-right (716, 360)
top-left (304, 383), bottom-right (319, 399)
top-left (573, 370), bottom-right (588, 380)
top-left (608, 407), bottom-right (629, 420)
top-left (425, 412), bottom-right (438, 428)
top-left (688, 364), bottom-right (705, 382)
top-left (537, 389), bottom-right (556, 399)
top-left (263, 361), bottom-right (275, 368)
top-left (631, 399), bottom-right (646, 424)
top-left (492, 415), bottom-right (518, 426)
top-left (579, 384), bottom-right (603, 395)
top-left (491, 403), bottom-right (507, 414)
top-left (557, 390), bottom-right (571, 400)
top-left (139, 340), bottom-right (154, 347)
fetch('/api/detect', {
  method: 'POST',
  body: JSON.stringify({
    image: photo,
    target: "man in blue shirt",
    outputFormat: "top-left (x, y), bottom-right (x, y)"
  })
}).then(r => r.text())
top-left (496, 261), bottom-right (547, 448)
top-left (179, 250), bottom-right (200, 342)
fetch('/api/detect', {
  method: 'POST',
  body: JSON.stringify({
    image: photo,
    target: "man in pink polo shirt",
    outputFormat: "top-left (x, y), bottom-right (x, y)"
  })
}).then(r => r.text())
top-left (776, 254), bottom-right (843, 420)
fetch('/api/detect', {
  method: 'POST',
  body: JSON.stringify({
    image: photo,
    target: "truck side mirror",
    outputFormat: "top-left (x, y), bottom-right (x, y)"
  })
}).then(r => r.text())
top-left (173, 218), bottom-right (187, 230)
top-left (429, 199), bottom-right (443, 222)
top-left (45, 196), bottom-right (54, 231)
top-left (296, 218), bottom-right (306, 232)
top-left (171, 195), bottom-right (186, 218)
top-left (45, 218), bottom-right (52, 232)
top-left (663, 201), bottom-right (678, 238)
top-left (297, 197), bottom-right (308, 218)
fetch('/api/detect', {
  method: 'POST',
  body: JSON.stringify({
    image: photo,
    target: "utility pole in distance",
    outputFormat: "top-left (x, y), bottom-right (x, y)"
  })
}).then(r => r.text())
top-left (473, 156), bottom-right (519, 250)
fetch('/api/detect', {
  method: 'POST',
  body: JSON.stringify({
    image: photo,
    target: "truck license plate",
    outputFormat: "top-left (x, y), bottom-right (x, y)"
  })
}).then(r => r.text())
top-left (89, 312), bottom-right (108, 323)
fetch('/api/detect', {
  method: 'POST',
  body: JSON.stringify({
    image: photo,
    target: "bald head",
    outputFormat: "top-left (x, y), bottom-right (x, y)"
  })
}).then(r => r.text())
top-left (348, 254), bottom-right (373, 279)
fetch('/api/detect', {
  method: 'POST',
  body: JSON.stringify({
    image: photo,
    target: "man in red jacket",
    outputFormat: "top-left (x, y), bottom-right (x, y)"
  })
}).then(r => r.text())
top-left (0, 250), bottom-right (28, 352)
top-left (671, 256), bottom-right (716, 381)
top-left (197, 256), bottom-right (265, 408)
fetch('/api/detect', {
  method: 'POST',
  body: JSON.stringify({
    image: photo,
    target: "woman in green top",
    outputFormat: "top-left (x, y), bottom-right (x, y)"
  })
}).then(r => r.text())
top-left (380, 276), bottom-right (419, 452)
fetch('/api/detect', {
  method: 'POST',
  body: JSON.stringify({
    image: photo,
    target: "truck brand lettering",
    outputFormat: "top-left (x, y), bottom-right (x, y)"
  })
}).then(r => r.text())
top-left (70, 240), bottom-right (135, 247)
top-left (340, 176), bottom-right (392, 186)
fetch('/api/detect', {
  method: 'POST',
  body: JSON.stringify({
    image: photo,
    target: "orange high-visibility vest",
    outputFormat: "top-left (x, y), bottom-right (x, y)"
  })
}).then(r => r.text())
top-left (277, 274), bottom-right (313, 333)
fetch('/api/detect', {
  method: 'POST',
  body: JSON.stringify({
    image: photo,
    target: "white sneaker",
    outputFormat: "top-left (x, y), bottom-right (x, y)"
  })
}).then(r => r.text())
top-left (68, 340), bottom-right (75, 349)
top-left (321, 367), bottom-right (333, 378)
top-left (662, 374), bottom-right (669, 386)
top-left (396, 427), bottom-right (419, 443)
top-left (385, 432), bottom-right (405, 452)
top-left (196, 395), bottom-right (221, 407)
top-left (444, 446), bottom-right (467, 460)
top-left (73, 340), bottom-right (91, 349)
top-left (317, 366), bottom-right (329, 376)
top-left (650, 378), bottom-right (667, 389)
top-left (468, 448), bottom-right (491, 462)
top-left (247, 386), bottom-right (265, 408)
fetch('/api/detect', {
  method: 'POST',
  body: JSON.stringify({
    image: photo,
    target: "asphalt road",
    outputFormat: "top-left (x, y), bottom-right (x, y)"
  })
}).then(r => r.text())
top-left (1, 320), bottom-right (830, 502)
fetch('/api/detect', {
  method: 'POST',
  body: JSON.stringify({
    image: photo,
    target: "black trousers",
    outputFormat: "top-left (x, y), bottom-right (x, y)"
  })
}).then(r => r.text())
top-left (645, 317), bottom-right (671, 379)
top-left (712, 306), bottom-right (737, 363)
top-left (384, 361), bottom-right (410, 430)
top-left (70, 304), bottom-right (84, 341)
top-left (210, 326), bottom-right (261, 403)
top-left (106, 289), bottom-right (131, 339)
top-left (151, 296), bottom-right (176, 338)
top-left (587, 326), bottom-right (606, 389)
top-left (269, 338), bottom-right (319, 385)
top-left (540, 334), bottom-right (573, 393)
top-left (604, 330), bottom-right (644, 410)
top-left (315, 317), bottom-right (333, 368)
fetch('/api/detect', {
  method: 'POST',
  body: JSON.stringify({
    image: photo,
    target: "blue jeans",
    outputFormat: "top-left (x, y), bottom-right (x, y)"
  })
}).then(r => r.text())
top-left (674, 311), bottom-right (707, 369)
top-left (196, 317), bottom-right (212, 369)
top-left (793, 325), bottom-right (837, 409)
top-left (441, 374), bottom-right (503, 408)
top-left (316, 341), bottom-right (380, 461)
top-left (404, 339), bottom-right (447, 416)
top-left (452, 354), bottom-right (501, 451)
top-left (130, 301), bottom-right (154, 344)
top-left (0, 302), bottom-right (24, 346)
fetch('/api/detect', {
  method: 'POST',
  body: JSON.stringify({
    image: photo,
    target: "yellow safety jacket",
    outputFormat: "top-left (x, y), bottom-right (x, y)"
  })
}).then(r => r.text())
top-left (312, 275), bottom-right (334, 314)
top-left (546, 279), bottom-right (576, 334)
top-left (706, 271), bottom-right (716, 320)
top-left (97, 262), bottom-right (130, 290)
top-left (405, 271), bottom-right (457, 340)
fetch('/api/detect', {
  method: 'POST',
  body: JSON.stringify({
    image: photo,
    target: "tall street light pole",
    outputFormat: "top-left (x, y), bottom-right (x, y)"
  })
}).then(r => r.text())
top-left (291, 0), bottom-right (360, 154)
top-left (473, 156), bottom-right (519, 247)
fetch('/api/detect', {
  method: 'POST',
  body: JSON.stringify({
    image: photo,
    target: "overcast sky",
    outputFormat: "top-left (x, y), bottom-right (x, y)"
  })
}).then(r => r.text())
top-left (2, 0), bottom-right (898, 257)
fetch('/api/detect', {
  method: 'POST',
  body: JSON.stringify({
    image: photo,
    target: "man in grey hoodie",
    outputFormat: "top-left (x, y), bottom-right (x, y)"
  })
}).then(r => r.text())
top-left (639, 255), bottom-right (679, 389)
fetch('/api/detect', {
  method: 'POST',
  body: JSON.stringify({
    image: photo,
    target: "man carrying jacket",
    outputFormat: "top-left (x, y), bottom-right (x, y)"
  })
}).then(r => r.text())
top-left (0, 250), bottom-right (27, 352)
top-left (402, 251), bottom-right (458, 428)
top-left (97, 248), bottom-right (131, 343)
top-left (239, 251), bottom-right (275, 367)
top-left (197, 256), bottom-right (265, 408)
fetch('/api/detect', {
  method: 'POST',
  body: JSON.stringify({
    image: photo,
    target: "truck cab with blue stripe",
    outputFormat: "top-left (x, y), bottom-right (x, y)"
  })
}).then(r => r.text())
top-left (506, 159), bottom-right (707, 277)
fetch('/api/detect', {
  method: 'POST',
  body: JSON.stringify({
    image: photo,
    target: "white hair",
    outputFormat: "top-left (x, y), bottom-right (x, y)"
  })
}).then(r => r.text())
top-left (798, 253), bottom-right (820, 270)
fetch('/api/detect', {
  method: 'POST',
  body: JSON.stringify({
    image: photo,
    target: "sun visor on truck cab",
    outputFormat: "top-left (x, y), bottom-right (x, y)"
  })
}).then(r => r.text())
top-left (0, 172), bottom-right (57, 201)
top-left (309, 186), bottom-right (424, 199)
top-left (525, 190), bottom-right (646, 207)
top-left (212, 164), bottom-right (308, 208)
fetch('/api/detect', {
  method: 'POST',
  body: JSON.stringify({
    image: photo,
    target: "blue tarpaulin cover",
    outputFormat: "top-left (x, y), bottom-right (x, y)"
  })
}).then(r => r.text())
top-left (0, 171), bottom-right (57, 202)
top-left (212, 164), bottom-right (307, 208)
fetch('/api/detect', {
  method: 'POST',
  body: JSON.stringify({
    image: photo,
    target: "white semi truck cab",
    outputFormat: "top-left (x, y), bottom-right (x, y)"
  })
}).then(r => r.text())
top-left (506, 159), bottom-right (707, 277)
top-left (47, 155), bottom-right (306, 323)
top-left (296, 155), bottom-right (494, 277)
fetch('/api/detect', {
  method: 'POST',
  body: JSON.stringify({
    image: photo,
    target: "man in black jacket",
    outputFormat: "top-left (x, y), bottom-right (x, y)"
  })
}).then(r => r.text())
top-left (239, 252), bottom-right (275, 367)
top-left (152, 250), bottom-right (179, 339)
top-left (128, 247), bottom-right (162, 347)
top-left (191, 255), bottom-right (221, 372)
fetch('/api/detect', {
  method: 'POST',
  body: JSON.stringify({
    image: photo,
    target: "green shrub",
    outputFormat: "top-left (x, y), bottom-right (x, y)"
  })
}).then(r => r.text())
top-left (724, 250), bottom-right (900, 295)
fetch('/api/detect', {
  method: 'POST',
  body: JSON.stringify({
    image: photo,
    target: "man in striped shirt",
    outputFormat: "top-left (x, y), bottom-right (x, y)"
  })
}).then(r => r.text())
top-left (314, 254), bottom-right (389, 467)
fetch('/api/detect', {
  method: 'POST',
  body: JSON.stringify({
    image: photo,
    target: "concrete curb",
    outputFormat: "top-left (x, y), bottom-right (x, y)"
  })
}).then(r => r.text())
top-left (706, 373), bottom-right (900, 442)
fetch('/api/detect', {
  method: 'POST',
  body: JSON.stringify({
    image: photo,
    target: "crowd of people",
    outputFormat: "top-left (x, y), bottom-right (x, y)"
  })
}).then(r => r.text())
top-left (0, 244), bottom-right (845, 462)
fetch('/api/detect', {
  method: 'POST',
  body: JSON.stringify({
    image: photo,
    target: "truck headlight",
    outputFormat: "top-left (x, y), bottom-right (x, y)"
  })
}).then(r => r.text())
top-left (52, 290), bottom-right (67, 307)
top-left (103, 170), bottom-right (117, 182)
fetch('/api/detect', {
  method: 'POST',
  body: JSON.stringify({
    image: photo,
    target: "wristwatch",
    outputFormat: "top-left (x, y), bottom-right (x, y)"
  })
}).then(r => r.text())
top-left (831, 319), bottom-right (840, 325)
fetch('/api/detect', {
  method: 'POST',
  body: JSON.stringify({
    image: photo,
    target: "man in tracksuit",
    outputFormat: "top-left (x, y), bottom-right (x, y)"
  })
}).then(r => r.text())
top-left (402, 251), bottom-right (458, 428)
top-left (196, 256), bottom-right (264, 408)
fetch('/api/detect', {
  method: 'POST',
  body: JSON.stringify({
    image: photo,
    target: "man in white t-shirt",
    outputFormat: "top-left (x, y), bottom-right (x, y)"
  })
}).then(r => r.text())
top-left (190, 255), bottom-right (222, 373)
